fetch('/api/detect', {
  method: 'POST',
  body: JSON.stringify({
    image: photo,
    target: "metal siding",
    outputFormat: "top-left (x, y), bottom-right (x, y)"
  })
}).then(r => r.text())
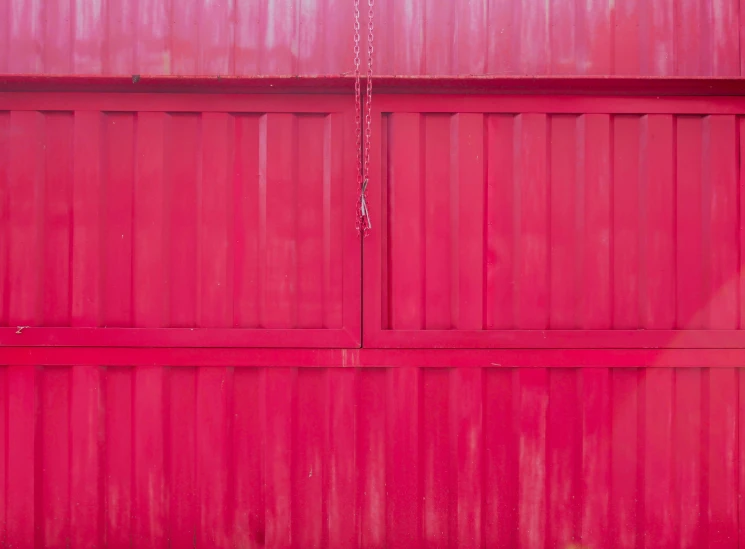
top-left (0, 364), bottom-right (741, 548)
top-left (0, 0), bottom-right (743, 77)
top-left (2, 88), bottom-right (745, 548)
top-left (0, 93), bottom-right (360, 347)
top-left (366, 95), bottom-right (743, 346)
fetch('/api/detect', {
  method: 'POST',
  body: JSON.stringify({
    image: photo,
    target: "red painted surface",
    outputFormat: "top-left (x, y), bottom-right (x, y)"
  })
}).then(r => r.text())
top-left (0, 93), bottom-right (361, 347)
top-left (8, 74), bottom-right (745, 96)
top-left (3, 84), bottom-right (745, 548)
top-left (5, 348), bottom-right (745, 368)
top-left (0, 364), bottom-right (742, 549)
top-left (0, 0), bottom-right (743, 77)
top-left (366, 94), bottom-right (745, 348)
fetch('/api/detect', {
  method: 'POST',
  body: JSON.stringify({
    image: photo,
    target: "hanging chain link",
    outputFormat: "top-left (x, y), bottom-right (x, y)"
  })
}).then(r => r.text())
top-left (354, 0), bottom-right (373, 236)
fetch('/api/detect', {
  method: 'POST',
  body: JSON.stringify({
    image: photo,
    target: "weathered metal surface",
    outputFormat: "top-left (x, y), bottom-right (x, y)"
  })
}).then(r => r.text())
top-left (366, 94), bottom-right (744, 348)
top-left (0, 364), bottom-right (741, 549)
top-left (0, 0), bottom-right (742, 77)
top-left (0, 92), bottom-right (360, 347)
top-left (2, 86), bottom-right (744, 549)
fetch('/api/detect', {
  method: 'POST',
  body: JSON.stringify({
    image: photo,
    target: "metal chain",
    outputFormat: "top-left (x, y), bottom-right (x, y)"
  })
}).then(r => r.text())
top-left (354, 0), bottom-right (373, 236)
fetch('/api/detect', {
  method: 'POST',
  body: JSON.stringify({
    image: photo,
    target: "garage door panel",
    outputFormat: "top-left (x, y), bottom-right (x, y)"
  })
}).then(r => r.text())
top-left (0, 94), bottom-right (360, 347)
top-left (365, 95), bottom-right (745, 348)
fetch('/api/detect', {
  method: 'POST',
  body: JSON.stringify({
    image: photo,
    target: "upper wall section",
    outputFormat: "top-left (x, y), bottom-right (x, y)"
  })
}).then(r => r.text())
top-left (0, 0), bottom-right (742, 77)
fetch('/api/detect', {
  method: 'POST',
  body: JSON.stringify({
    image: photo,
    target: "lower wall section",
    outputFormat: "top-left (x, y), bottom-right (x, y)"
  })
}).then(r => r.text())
top-left (0, 365), bottom-right (741, 549)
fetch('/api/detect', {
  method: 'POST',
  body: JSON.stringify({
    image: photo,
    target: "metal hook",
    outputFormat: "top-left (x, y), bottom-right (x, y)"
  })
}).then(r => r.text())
top-left (361, 179), bottom-right (372, 230)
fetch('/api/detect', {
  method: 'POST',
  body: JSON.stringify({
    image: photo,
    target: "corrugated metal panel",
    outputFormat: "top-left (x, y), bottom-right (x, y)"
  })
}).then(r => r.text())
top-left (0, 0), bottom-right (742, 77)
top-left (0, 364), bottom-right (740, 548)
top-left (0, 93), bottom-right (360, 346)
top-left (2, 85), bottom-right (744, 549)
top-left (366, 94), bottom-right (743, 346)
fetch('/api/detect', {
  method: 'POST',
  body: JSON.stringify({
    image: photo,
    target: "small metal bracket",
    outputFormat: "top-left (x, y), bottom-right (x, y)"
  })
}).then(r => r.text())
top-left (360, 179), bottom-right (371, 230)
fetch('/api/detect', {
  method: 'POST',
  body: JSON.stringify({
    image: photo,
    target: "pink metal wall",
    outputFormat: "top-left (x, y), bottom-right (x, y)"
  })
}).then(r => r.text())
top-left (3, 85), bottom-right (745, 547)
top-left (365, 94), bottom-right (745, 348)
top-left (0, 364), bottom-right (741, 549)
top-left (0, 0), bottom-right (742, 77)
top-left (0, 93), bottom-right (360, 347)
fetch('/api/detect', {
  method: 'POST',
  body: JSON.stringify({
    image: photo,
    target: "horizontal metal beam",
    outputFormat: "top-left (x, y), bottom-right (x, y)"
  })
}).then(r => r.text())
top-left (4, 75), bottom-right (745, 95)
top-left (2, 347), bottom-right (745, 368)
top-left (3, 328), bottom-right (745, 349)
